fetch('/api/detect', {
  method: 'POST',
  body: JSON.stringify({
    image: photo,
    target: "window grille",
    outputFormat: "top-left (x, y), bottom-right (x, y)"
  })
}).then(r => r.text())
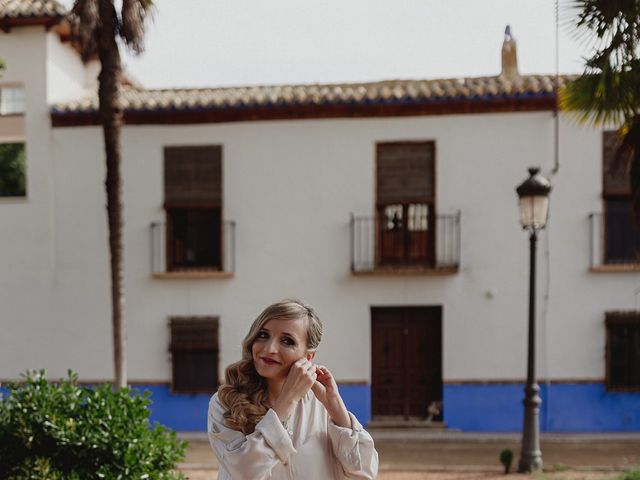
top-left (169, 316), bottom-right (219, 393)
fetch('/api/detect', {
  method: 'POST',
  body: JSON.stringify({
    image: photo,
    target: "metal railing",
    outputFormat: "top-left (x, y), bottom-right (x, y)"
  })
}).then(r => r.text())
top-left (350, 212), bottom-right (460, 272)
top-left (590, 212), bottom-right (640, 267)
top-left (150, 220), bottom-right (236, 274)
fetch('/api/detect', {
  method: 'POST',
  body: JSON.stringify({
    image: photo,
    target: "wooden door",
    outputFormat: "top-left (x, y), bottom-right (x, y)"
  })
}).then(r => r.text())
top-left (378, 203), bottom-right (435, 266)
top-left (371, 306), bottom-right (442, 419)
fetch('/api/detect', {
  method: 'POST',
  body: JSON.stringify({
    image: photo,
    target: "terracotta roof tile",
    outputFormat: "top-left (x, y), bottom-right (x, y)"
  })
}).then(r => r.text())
top-left (0, 0), bottom-right (66, 19)
top-left (51, 74), bottom-right (574, 116)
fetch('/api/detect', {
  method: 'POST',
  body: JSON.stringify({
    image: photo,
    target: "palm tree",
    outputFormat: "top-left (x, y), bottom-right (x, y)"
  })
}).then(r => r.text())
top-left (561, 0), bottom-right (640, 224)
top-left (70, 0), bottom-right (153, 389)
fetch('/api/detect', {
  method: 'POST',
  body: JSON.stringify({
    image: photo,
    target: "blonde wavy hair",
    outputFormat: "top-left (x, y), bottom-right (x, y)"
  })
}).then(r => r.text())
top-left (217, 299), bottom-right (323, 434)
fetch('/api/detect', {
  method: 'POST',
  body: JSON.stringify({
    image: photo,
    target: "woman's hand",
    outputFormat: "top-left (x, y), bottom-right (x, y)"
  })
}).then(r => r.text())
top-left (272, 358), bottom-right (317, 421)
top-left (311, 365), bottom-right (351, 428)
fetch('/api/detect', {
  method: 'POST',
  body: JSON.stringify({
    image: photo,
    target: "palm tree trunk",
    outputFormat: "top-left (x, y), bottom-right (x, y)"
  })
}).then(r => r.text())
top-left (97, 0), bottom-right (126, 389)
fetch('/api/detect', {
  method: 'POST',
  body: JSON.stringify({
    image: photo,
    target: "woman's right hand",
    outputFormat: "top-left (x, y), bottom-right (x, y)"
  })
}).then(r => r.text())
top-left (272, 358), bottom-right (316, 421)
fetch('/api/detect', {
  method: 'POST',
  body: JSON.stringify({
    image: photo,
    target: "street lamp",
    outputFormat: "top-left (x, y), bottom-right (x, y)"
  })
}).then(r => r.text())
top-left (515, 167), bottom-right (551, 473)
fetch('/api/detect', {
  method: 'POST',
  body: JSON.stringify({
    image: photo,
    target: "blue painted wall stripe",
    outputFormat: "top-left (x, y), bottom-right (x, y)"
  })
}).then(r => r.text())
top-left (4, 382), bottom-right (639, 432)
top-left (139, 383), bottom-right (371, 432)
top-left (444, 383), bottom-right (640, 432)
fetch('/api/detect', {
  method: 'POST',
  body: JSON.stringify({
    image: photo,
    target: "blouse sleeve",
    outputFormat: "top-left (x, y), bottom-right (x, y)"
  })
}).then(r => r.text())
top-left (207, 394), bottom-right (296, 480)
top-left (327, 411), bottom-right (379, 480)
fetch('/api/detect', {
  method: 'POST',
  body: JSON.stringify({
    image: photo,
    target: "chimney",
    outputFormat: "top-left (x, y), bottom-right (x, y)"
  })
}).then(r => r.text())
top-left (501, 25), bottom-right (519, 79)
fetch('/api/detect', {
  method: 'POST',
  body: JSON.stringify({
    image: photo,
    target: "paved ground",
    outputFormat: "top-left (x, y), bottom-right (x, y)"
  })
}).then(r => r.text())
top-left (181, 472), bottom-right (627, 480)
top-left (177, 432), bottom-right (640, 479)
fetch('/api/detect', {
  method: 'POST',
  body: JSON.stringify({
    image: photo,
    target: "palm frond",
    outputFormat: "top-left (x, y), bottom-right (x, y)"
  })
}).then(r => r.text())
top-left (70, 0), bottom-right (99, 61)
top-left (567, 0), bottom-right (640, 69)
top-left (120, 0), bottom-right (154, 55)
top-left (560, 68), bottom-right (640, 126)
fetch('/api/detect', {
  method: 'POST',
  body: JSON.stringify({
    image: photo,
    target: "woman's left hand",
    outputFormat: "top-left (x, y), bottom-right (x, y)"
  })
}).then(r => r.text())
top-left (311, 365), bottom-right (351, 428)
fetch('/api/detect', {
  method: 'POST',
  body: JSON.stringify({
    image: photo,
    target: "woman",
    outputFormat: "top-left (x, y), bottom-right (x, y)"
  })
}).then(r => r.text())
top-left (208, 299), bottom-right (378, 479)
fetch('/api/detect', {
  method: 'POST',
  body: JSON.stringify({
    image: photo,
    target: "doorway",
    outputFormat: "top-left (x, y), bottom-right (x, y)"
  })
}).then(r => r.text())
top-left (371, 306), bottom-right (442, 420)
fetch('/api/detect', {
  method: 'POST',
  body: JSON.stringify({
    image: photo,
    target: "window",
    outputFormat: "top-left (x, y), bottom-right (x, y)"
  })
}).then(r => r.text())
top-left (0, 142), bottom-right (26, 197)
top-left (376, 142), bottom-right (435, 266)
top-left (602, 131), bottom-right (640, 264)
top-left (169, 316), bottom-right (219, 393)
top-left (0, 87), bottom-right (25, 115)
top-left (606, 311), bottom-right (640, 391)
top-left (164, 145), bottom-right (222, 271)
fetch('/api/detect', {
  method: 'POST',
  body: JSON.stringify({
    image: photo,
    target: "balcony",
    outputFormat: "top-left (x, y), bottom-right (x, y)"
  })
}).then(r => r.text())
top-left (350, 212), bottom-right (460, 274)
top-left (151, 220), bottom-right (236, 278)
top-left (590, 212), bottom-right (640, 272)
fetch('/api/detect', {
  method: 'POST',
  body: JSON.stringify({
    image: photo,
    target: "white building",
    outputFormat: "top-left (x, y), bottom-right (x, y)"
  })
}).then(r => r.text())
top-left (1, 0), bottom-right (639, 432)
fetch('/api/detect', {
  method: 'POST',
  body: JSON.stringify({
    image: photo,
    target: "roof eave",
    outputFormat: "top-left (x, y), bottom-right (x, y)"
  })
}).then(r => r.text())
top-left (0, 14), bottom-right (64, 32)
top-left (50, 93), bottom-right (557, 127)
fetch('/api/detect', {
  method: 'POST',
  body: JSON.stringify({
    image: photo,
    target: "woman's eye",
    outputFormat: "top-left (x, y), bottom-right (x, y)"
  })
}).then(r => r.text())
top-left (281, 337), bottom-right (295, 346)
top-left (257, 331), bottom-right (269, 339)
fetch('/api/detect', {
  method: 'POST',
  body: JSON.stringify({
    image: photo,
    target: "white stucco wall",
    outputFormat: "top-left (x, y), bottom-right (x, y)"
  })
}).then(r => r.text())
top-left (0, 27), bottom-right (58, 376)
top-left (0, 27), bottom-right (628, 386)
top-left (46, 31), bottom-right (89, 103)
top-left (0, 109), bottom-right (612, 384)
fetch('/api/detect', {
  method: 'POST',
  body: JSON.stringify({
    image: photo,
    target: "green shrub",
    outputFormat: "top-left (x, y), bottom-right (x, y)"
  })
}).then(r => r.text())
top-left (499, 448), bottom-right (514, 474)
top-left (618, 470), bottom-right (640, 480)
top-left (0, 370), bottom-right (187, 479)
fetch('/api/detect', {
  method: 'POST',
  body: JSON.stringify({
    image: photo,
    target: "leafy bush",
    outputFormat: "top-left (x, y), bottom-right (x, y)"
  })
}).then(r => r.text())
top-left (618, 470), bottom-right (640, 480)
top-left (0, 370), bottom-right (187, 479)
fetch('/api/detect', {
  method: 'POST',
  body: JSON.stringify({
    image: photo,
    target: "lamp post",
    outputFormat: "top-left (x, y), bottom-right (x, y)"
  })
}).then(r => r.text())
top-left (515, 167), bottom-right (551, 473)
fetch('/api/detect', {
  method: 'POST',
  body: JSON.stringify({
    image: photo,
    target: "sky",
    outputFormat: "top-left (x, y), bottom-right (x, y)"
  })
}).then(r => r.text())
top-left (59, 0), bottom-right (592, 89)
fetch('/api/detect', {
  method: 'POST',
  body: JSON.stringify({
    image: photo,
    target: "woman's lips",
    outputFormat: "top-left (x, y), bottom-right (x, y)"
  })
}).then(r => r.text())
top-left (260, 357), bottom-right (281, 365)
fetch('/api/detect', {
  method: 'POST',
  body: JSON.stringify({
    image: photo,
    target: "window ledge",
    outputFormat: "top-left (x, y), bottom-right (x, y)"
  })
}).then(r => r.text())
top-left (153, 270), bottom-right (234, 279)
top-left (0, 196), bottom-right (28, 203)
top-left (590, 264), bottom-right (640, 273)
top-left (352, 266), bottom-right (459, 276)
top-left (605, 386), bottom-right (640, 393)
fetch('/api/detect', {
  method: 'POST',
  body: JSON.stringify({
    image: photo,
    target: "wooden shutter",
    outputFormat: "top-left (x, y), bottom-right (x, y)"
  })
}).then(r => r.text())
top-left (605, 311), bottom-right (640, 391)
top-left (164, 146), bottom-right (222, 206)
top-left (603, 131), bottom-right (630, 196)
top-left (377, 142), bottom-right (435, 205)
top-left (169, 316), bottom-right (219, 392)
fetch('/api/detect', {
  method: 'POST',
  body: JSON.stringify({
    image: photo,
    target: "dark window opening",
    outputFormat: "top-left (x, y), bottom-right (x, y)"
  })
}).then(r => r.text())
top-left (602, 131), bottom-right (640, 264)
top-left (0, 142), bottom-right (26, 197)
top-left (604, 198), bottom-right (640, 264)
top-left (170, 316), bottom-right (219, 393)
top-left (606, 312), bottom-right (640, 391)
top-left (167, 207), bottom-right (221, 270)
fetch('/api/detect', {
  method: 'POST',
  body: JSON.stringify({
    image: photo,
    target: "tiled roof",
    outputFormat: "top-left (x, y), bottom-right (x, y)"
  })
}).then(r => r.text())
top-left (52, 74), bottom-right (573, 115)
top-left (0, 0), bottom-right (66, 19)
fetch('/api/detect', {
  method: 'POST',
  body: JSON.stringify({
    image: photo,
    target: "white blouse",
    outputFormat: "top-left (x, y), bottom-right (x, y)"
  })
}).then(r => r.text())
top-left (208, 391), bottom-right (379, 479)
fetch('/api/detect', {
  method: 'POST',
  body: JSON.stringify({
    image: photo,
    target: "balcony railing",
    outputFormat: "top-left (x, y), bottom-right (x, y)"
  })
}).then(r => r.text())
top-left (350, 212), bottom-right (460, 273)
top-left (590, 212), bottom-right (640, 268)
top-left (151, 221), bottom-right (236, 276)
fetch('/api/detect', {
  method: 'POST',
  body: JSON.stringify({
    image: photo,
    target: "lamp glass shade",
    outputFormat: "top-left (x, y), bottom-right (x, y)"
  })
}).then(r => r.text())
top-left (518, 195), bottom-right (549, 229)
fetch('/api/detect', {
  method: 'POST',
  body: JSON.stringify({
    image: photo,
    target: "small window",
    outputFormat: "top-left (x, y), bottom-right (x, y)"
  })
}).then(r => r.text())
top-left (606, 311), bottom-right (640, 391)
top-left (376, 142), bottom-right (435, 266)
top-left (169, 316), bottom-right (219, 393)
top-left (164, 145), bottom-right (222, 271)
top-left (167, 206), bottom-right (221, 269)
top-left (602, 131), bottom-right (640, 264)
top-left (383, 204), bottom-right (403, 231)
top-left (604, 198), bottom-right (640, 264)
top-left (0, 142), bottom-right (26, 197)
top-left (0, 87), bottom-right (25, 115)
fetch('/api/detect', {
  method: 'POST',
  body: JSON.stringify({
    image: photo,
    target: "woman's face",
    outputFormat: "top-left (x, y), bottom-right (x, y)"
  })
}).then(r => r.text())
top-left (251, 316), bottom-right (312, 381)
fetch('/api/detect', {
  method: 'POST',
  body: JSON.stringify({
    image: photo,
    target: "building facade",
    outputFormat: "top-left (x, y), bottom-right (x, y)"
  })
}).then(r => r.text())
top-left (1, 1), bottom-right (639, 432)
